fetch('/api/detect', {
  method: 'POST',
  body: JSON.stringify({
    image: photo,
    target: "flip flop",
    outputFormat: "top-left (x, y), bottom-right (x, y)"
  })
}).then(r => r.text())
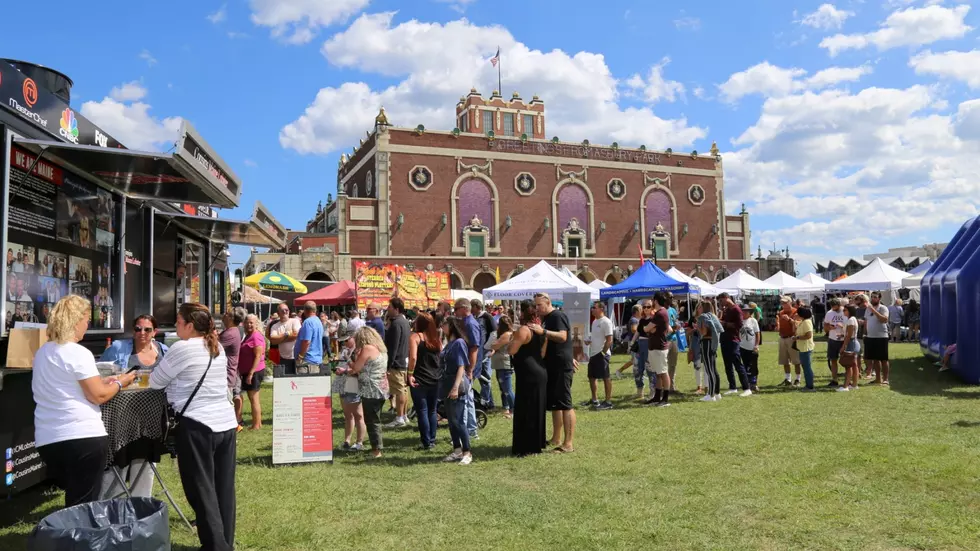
top-left (552, 447), bottom-right (574, 454)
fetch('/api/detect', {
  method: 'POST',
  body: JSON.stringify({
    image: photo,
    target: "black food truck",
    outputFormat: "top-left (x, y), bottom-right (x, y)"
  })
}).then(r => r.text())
top-left (0, 59), bottom-right (288, 497)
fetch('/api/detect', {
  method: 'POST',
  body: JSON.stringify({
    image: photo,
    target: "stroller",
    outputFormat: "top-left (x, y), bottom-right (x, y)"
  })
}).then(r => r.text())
top-left (407, 371), bottom-right (490, 429)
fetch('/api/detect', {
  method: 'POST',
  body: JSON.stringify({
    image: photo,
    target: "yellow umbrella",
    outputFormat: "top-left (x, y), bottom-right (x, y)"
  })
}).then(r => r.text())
top-left (244, 271), bottom-right (308, 294)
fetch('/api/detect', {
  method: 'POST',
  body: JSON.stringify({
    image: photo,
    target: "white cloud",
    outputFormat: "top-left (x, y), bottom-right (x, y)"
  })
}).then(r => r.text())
top-left (81, 94), bottom-right (182, 151)
top-left (207, 3), bottom-right (227, 24)
top-left (800, 4), bottom-right (855, 30)
top-left (244, 159), bottom-right (258, 168)
top-left (434, 0), bottom-right (476, 13)
top-left (282, 13), bottom-right (705, 154)
top-left (718, 61), bottom-right (871, 102)
top-left (674, 16), bottom-right (701, 31)
top-left (138, 49), bottom-right (157, 67)
top-left (227, 31), bottom-right (249, 39)
top-left (249, 0), bottom-right (370, 44)
top-left (820, 4), bottom-right (971, 56)
top-left (109, 81), bottom-right (147, 102)
top-left (693, 86), bottom-right (706, 99)
top-left (910, 49), bottom-right (980, 88)
top-left (626, 57), bottom-right (685, 104)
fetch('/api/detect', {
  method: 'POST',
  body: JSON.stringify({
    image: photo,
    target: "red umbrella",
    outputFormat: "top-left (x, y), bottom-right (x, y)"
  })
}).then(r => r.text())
top-left (294, 280), bottom-right (356, 306)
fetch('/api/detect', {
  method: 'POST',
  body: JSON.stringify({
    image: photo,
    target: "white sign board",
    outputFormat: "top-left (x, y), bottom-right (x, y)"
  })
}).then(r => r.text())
top-left (272, 375), bottom-right (334, 465)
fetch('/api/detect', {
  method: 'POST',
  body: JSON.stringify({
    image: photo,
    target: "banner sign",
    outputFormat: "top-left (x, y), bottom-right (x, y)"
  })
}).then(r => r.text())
top-left (562, 292), bottom-right (593, 363)
top-left (0, 60), bottom-right (126, 149)
top-left (272, 375), bottom-right (333, 465)
top-left (355, 262), bottom-right (450, 310)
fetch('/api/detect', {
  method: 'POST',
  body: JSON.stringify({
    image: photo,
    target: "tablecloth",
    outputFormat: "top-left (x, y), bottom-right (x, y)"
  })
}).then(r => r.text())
top-left (100, 388), bottom-right (169, 468)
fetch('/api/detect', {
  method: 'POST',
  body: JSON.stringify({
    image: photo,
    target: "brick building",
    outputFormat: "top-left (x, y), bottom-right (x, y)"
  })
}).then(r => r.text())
top-left (329, 90), bottom-right (763, 291)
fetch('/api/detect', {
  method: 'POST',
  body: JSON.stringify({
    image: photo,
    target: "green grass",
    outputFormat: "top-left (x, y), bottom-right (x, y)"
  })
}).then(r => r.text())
top-left (3, 334), bottom-right (980, 550)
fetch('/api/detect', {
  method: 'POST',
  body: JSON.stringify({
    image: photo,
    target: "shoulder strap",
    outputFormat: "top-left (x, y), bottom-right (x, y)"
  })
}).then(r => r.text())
top-left (178, 355), bottom-right (214, 418)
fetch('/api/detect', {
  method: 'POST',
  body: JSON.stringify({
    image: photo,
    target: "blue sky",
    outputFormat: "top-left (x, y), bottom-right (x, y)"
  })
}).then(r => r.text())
top-left (3, 0), bottom-right (980, 273)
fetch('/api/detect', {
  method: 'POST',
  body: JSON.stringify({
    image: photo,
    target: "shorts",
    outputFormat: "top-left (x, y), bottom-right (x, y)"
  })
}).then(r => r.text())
top-left (778, 337), bottom-right (801, 365)
top-left (827, 339), bottom-right (844, 361)
top-left (387, 370), bottom-right (409, 396)
top-left (296, 361), bottom-right (321, 375)
top-left (587, 354), bottom-right (610, 380)
top-left (646, 349), bottom-right (669, 375)
top-left (546, 370), bottom-right (574, 411)
top-left (230, 375), bottom-right (242, 398)
top-left (864, 337), bottom-right (889, 362)
top-left (280, 358), bottom-right (296, 376)
top-left (341, 393), bottom-right (361, 405)
top-left (240, 370), bottom-right (265, 392)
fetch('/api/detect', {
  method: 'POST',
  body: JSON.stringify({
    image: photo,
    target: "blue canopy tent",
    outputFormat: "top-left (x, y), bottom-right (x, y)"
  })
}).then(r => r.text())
top-left (909, 259), bottom-right (934, 275)
top-left (600, 261), bottom-right (695, 299)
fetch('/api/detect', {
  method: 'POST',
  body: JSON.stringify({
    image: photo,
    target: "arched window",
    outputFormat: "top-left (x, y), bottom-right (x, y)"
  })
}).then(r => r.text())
top-left (556, 183), bottom-right (590, 258)
top-left (714, 268), bottom-right (731, 283)
top-left (643, 189), bottom-right (675, 260)
top-left (455, 178), bottom-right (495, 257)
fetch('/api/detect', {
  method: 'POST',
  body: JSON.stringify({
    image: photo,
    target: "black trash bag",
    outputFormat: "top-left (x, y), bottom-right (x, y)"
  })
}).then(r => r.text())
top-left (28, 497), bottom-right (170, 551)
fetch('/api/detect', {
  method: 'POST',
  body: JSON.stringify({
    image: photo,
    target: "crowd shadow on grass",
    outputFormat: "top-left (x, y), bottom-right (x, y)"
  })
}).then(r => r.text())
top-left (888, 356), bottom-right (980, 399)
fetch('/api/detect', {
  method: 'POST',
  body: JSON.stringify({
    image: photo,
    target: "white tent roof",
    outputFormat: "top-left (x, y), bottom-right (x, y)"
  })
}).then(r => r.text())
top-left (451, 289), bottom-right (484, 302)
top-left (482, 260), bottom-right (599, 301)
top-left (901, 273), bottom-right (923, 289)
top-left (691, 277), bottom-right (731, 297)
top-left (825, 258), bottom-right (911, 291)
top-left (714, 269), bottom-right (781, 293)
top-left (800, 273), bottom-right (832, 287)
top-left (764, 271), bottom-right (823, 293)
top-left (588, 279), bottom-right (610, 289)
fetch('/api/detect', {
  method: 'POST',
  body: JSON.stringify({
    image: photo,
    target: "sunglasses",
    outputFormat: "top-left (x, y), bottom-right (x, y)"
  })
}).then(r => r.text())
top-left (134, 327), bottom-right (154, 333)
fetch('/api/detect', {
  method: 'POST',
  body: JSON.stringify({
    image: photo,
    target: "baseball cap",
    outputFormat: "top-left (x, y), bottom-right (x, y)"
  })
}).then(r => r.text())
top-left (779, 296), bottom-right (791, 303)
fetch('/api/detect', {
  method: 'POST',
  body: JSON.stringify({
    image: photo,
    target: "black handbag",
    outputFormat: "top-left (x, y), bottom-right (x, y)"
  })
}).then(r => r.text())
top-left (164, 356), bottom-right (213, 453)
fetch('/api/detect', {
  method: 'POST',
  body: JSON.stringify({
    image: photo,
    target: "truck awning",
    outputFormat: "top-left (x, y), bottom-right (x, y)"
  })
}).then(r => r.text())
top-left (156, 209), bottom-right (286, 249)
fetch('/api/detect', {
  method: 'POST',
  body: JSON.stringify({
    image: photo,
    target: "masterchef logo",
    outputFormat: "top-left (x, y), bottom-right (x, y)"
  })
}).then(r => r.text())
top-left (23, 78), bottom-right (38, 108)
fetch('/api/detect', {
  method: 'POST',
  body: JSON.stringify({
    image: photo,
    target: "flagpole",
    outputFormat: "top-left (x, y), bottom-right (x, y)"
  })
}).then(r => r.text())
top-left (497, 46), bottom-right (502, 95)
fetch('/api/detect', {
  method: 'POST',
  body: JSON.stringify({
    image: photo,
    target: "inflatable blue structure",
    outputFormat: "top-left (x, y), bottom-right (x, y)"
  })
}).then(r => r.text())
top-left (920, 216), bottom-right (980, 383)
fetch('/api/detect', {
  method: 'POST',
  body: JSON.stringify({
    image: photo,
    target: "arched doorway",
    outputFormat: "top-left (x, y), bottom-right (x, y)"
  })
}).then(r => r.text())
top-left (577, 271), bottom-right (596, 283)
top-left (305, 271), bottom-right (333, 282)
top-left (714, 268), bottom-right (731, 283)
top-left (450, 273), bottom-right (464, 290)
top-left (691, 271), bottom-right (709, 281)
top-left (472, 272), bottom-right (497, 293)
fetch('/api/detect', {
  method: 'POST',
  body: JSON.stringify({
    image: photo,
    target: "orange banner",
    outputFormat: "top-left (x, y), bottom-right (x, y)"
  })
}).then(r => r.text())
top-left (425, 271), bottom-right (450, 308)
top-left (355, 262), bottom-right (397, 310)
top-left (396, 268), bottom-right (428, 310)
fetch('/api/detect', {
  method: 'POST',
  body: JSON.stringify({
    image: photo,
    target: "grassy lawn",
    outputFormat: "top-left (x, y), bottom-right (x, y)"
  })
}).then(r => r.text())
top-left (3, 333), bottom-right (980, 550)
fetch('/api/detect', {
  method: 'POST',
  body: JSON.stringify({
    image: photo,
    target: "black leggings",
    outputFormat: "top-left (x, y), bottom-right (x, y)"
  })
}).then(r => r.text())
top-left (700, 339), bottom-right (721, 396)
top-left (175, 417), bottom-right (237, 551)
top-left (37, 436), bottom-right (108, 508)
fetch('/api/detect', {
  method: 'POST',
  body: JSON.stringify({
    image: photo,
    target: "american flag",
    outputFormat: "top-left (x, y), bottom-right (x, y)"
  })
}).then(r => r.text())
top-left (490, 47), bottom-right (500, 67)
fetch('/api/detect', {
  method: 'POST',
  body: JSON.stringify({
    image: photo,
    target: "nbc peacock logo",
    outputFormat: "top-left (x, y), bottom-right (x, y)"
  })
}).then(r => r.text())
top-left (59, 108), bottom-right (79, 144)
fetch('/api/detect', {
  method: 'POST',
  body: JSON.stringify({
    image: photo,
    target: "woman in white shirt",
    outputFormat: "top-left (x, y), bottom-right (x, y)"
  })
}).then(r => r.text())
top-left (150, 303), bottom-right (237, 551)
top-left (32, 295), bottom-right (137, 508)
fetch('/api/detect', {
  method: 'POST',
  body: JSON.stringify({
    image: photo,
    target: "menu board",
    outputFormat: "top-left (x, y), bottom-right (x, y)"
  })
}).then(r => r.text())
top-left (5, 146), bottom-right (116, 331)
top-left (562, 292), bottom-right (592, 363)
top-left (272, 375), bottom-right (333, 465)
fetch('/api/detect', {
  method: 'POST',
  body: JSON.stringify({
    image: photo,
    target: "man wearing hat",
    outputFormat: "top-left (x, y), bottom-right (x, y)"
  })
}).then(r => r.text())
top-left (739, 304), bottom-right (762, 392)
top-left (777, 296), bottom-right (802, 386)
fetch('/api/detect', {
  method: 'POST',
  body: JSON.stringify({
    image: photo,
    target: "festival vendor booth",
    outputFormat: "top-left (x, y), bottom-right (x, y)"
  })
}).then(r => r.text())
top-left (824, 258), bottom-right (910, 303)
top-left (920, 216), bottom-right (980, 382)
top-left (714, 269), bottom-right (781, 322)
top-left (665, 267), bottom-right (726, 298)
top-left (294, 280), bottom-right (356, 307)
top-left (764, 270), bottom-right (824, 299)
top-left (908, 259), bottom-right (933, 275)
top-left (482, 260), bottom-right (599, 302)
top-left (0, 58), bottom-right (287, 501)
top-left (800, 272), bottom-right (832, 289)
top-left (600, 261), bottom-right (693, 300)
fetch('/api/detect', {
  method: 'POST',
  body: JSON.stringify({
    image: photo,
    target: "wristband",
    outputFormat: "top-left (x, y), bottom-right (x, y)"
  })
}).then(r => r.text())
top-left (113, 380), bottom-right (124, 391)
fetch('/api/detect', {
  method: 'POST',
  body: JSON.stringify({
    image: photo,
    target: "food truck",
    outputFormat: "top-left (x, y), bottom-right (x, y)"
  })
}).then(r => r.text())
top-left (0, 59), bottom-right (287, 496)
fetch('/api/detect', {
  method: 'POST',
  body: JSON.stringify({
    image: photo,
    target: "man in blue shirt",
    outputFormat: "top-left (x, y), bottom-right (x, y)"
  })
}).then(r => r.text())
top-left (294, 301), bottom-right (324, 374)
top-left (666, 293), bottom-right (680, 393)
top-left (365, 302), bottom-right (386, 340)
top-left (455, 297), bottom-right (483, 438)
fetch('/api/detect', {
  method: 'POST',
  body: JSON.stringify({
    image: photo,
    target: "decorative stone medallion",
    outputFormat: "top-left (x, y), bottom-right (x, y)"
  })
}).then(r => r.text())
top-left (607, 178), bottom-right (626, 201)
top-left (688, 184), bottom-right (706, 206)
top-left (514, 172), bottom-right (536, 196)
top-left (409, 166), bottom-right (433, 191)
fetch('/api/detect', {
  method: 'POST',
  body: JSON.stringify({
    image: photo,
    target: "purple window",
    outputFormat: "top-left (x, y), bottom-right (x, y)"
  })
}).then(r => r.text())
top-left (644, 189), bottom-right (673, 241)
top-left (457, 179), bottom-right (493, 246)
top-left (557, 184), bottom-right (589, 246)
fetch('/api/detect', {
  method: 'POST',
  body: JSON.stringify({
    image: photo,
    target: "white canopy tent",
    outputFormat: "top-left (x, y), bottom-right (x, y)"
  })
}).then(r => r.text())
top-left (588, 279), bottom-right (609, 289)
top-left (451, 289), bottom-right (484, 303)
top-left (901, 273), bottom-right (923, 301)
top-left (764, 271), bottom-right (823, 294)
top-left (482, 260), bottom-right (600, 301)
top-left (800, 273), bottom-right (831, 288)
top-left (824, 258), bottom-right (911, 292)
top-left (665, 267), bottom-right (729, 297)
top-left (714, 269), bottom-right (781, 294)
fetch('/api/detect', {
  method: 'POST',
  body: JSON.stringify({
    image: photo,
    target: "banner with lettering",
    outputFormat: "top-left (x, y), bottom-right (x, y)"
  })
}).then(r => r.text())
top-left (425, 271), bottom-right (450, 307)
top-left (354, 262), bottom-right (396, 310)
top-left (396, 268), bottom-right (428, 310)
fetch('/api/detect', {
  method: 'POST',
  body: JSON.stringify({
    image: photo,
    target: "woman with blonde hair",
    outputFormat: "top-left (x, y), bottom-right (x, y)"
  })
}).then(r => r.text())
top-left (33, 295), bottom-right (137, 508)
top-left (346, 326), bottom-right (389, 458)
top-left (238, 313), bottom-right (266, 430)
top-left (150, 303), bottom-right (237, 551)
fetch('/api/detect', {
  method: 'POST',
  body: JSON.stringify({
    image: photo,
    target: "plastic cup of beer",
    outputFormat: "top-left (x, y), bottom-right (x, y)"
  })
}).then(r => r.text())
top-left (137, 370), bottom-right (151, 388)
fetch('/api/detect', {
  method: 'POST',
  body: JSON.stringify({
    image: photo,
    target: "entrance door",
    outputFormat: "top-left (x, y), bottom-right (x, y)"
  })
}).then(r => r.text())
top-left (467, 235), bottom-right (485, 257)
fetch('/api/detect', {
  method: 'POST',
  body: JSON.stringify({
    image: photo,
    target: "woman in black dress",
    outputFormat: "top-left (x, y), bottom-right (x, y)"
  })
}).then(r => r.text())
top-left (508, 300), bottom-right (549, 456)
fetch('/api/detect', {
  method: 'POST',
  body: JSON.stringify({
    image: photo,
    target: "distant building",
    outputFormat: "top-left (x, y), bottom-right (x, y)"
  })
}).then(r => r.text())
top-left (814, 253), bottom-right (931, 281)
top-left (864, 243), bottom-right (947, 262)
top-left (756, 246), bottom-right (797, 280)
top-left (243, 197), bottom-right (340, 283)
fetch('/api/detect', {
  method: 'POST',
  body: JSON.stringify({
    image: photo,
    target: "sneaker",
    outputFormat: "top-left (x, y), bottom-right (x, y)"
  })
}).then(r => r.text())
top-left (739, 389), bottom-right (753, 397)
top-left (384, 419), bottom-right (407, 429)
top-left (713, 394), bottom-right (722, 401)
top-left (939, 366), bottom-right (951, 372)
top-left (848, 385), bottom-right (857, 391)
top-left (580, 399), bottom-right (599, 408)
top-left (700, 395), bottom-right (715, 402)
top-left (643, 397), bottom-right (660, 405)
top-left (836, 386), bottom-right (850, 392)
top-left (458, 454), bottom-right (473, 466)
top-left (792, 379), bottom-right (801, 386)
top-left (469, 433), bottom-right (480, 441)
top-left (826, 380), bottom-right (839, 387)
top-left (349, 443), bottom-right (364, 451)
top-left (654, 401), bottom-right (671, 408)
top-left (596, 401), bottom-right (613, 410)
top-left (443, 452), bottom-right (462, 462)
top-left (751, 385), bottom-right (760, 393)
top-left (779, 379), bottom-right (792, 387)
top-left (800, 387), bottom-right (816, 393)
top-left (723, 389), bottom-right (739, 395)
top-left (341, 442), bottom-right (351, 450)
